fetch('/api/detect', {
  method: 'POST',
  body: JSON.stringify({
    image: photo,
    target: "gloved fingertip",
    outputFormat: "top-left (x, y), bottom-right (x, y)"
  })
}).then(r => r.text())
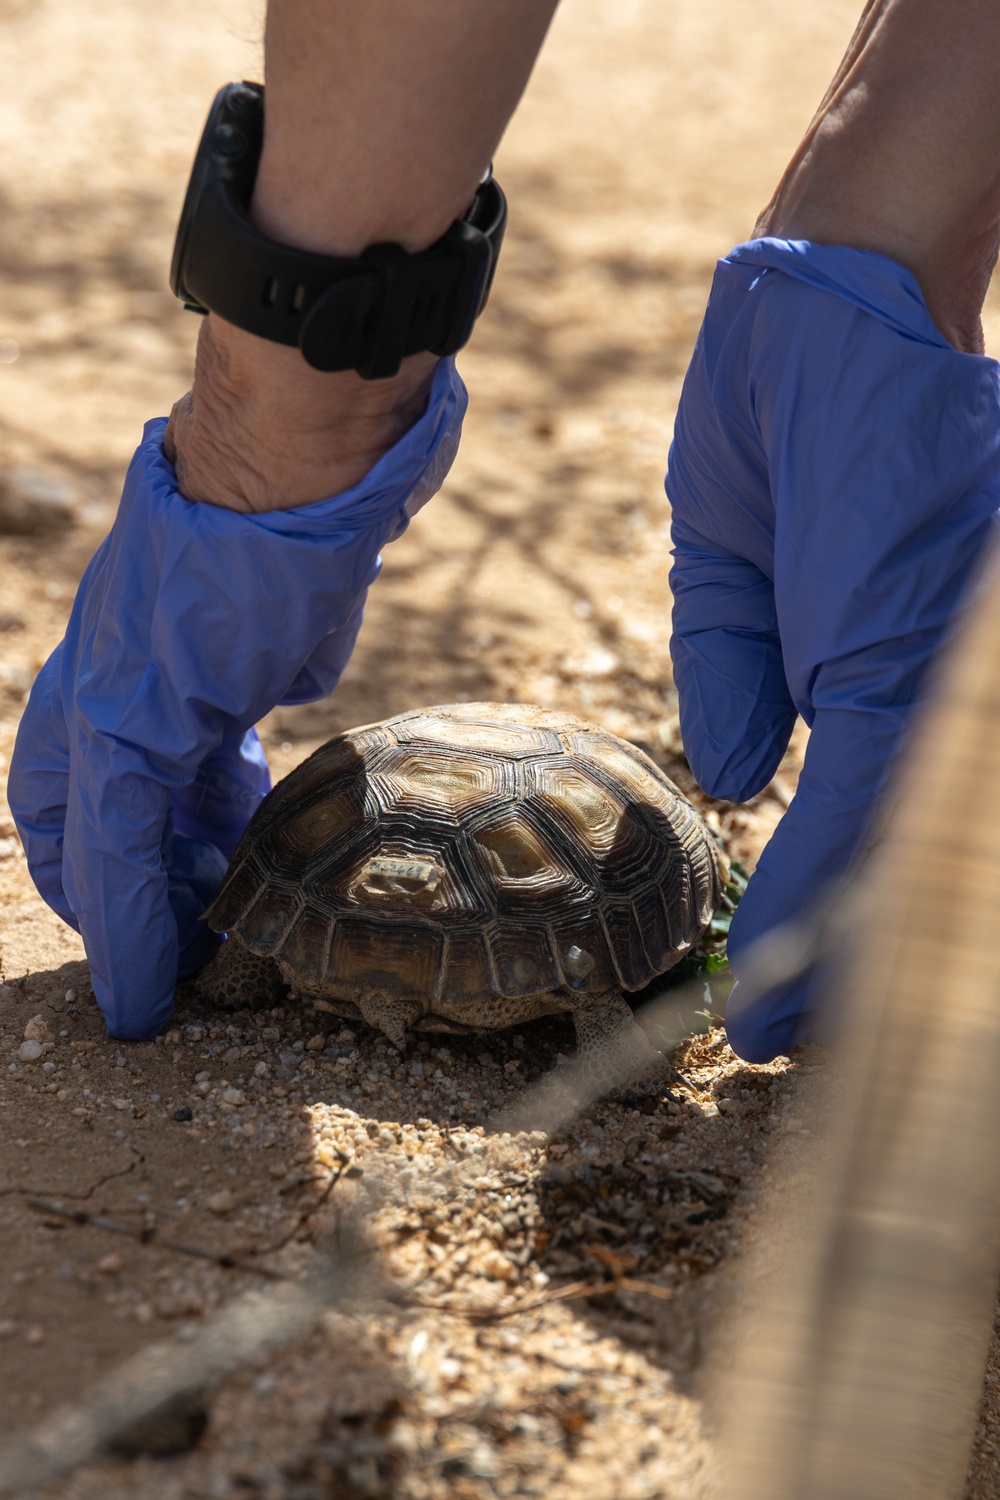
top-left (723, 975), bottom-right (814, 1064)
top-left (96, 976), bottom-right (177, 1041)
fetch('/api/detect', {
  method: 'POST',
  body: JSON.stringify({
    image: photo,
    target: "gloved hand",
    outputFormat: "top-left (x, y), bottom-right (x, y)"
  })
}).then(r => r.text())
top-left (667, 238), bottom-right (1000, 1062)
top-left (9, 357), bottom-right (467, 1039)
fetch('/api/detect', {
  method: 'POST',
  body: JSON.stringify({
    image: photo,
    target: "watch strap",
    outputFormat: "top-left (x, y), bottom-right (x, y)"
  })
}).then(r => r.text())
top-left (171, 83), bottom-right (507, 380)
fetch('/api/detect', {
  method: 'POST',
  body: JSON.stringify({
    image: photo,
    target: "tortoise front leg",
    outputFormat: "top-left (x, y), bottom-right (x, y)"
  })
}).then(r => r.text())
top-left (196, 940), bottom-right (287, 1012)
top-left (566, 989), bottom-right (661, 1097)
top-left (355, 991), bottom-right (423, 1051)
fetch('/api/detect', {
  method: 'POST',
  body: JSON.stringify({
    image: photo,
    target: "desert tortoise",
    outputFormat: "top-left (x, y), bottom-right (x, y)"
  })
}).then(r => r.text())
top-left (198, 702), bottom-right (727, 1084)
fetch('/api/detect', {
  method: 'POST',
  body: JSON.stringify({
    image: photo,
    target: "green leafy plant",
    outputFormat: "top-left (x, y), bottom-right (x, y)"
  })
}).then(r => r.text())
top-left (629, 857), bottom-right (749, 1016)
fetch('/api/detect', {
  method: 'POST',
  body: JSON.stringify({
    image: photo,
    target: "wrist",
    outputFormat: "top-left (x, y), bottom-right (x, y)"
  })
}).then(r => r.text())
top-left (164, 315), bottom-right (436, 512)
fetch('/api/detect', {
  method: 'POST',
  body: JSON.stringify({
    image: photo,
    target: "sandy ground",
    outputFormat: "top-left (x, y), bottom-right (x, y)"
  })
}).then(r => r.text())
top-left (1, 1), bottom-right (999, 1496)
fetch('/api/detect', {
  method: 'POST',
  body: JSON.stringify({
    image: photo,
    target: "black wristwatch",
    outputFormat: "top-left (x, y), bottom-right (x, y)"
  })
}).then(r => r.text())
top-left (170, 81), bottom-right (507, 380)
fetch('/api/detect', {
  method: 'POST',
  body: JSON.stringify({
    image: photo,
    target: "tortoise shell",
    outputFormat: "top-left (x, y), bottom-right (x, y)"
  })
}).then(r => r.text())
top-left (206, 702), bottom-right (727, 1012)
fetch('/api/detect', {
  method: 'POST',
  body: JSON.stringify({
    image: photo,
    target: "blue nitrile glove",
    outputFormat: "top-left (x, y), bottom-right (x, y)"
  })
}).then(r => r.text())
top-left (9, 358), bottom-right (467, 1040)
top-left (667, 239), bottom-right (1000, 1062)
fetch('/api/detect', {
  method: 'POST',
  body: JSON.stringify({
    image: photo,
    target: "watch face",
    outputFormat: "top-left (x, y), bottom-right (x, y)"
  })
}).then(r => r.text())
top-left (169, 83), bottom-right (264, 305)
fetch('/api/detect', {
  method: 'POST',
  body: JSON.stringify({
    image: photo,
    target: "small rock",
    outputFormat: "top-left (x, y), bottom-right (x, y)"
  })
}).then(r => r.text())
top-left (565, 645), bottom-right (620, 678)
top-left (465, 1440), bottom-right (500, 1480)
top-left (305, 1034), bottom-right (325, 1052)
top-left (221, 1046), bottom-right (241, 1064)
top-left (336, 1029), bottom-right (356, 1045)
top-left (480, 1249), bottom-right (518, 1282)
top-left (221, 1087), bottom-right (245, 1107)
top-left (16, 1040), bottom-right (44, 1063)
top-left (107, 1390), bottom-right (209, 1458)
top-left (154, 1292), bottom-right (204, 1320)
top-left (23, 1015), bottom-right (52, 1042)
top-left (112, 1098), bottom-right (131, 1111)
top-left (0, 468), bottom-right (76, 536)
top-left (386, 1419), bottom-right (420, 1457)
top-left (97, 1253), bottom-right (123, 1275)
top-left (64, 989), bottom-right (76, 1004)
top-left (206, 1189), bottom-right (237, 1216)
top-left (172, 1107), bottom-right (193, 1123)
top-left (25, 1326), bottom-right (44, 1346)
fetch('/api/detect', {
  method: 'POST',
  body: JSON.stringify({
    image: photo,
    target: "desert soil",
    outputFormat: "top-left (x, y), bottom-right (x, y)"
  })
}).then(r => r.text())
top-left (1, 1), bottom-right (999, 1496)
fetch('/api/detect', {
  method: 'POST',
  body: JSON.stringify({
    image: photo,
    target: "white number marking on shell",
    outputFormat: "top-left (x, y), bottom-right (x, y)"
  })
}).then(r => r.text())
top-left (358, 857), bottom-right (443, 899)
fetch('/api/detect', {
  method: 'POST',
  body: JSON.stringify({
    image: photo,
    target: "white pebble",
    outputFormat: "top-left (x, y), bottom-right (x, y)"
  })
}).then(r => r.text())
top-left (221, 1087), bottom-right (246, 1106)
top-left (16, 1041), bottom-right (43, 1063)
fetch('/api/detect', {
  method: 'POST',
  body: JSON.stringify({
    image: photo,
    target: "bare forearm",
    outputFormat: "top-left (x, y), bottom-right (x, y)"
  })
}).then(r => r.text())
top-left (255, 0), bottom-right (556, 256)
top-left (166, 0), bottom-right (558, 510)
top-left (758, 0), bottom-right (1000, 351)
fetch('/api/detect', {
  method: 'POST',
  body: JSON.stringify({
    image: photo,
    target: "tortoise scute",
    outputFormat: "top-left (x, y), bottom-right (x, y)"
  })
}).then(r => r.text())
top-left (269, 789), bottom-right (360, 864)
top-left (208, 702), bottom-right (727, 1040)
top-left (205, 855), bottom-right (267, 934)
top-left (279, 907), bottom-right (332, 976)
top-left (551, 916), bottom-right (619, 992)
top-left (329, 917), bottom-right (443, 999)
top-left (491, 923), bottom-right (559, 997)
top-left (237, 884), bottom-right (300, 955)
top-left (380, 749), bottom-right (504, 815)
top-left (395, 711), bottom-right (558, 759)
top-left (602, 901), bottom-right (656, 990)
top-left (252, 732), bottom-right (374, 830)
top-left (474, 814), bottom-right (559, 884)
top-left (443, 933), bottom-right (497, 1004)
top-left (533, 762), bottom-right (625, 854)
top-left (629, 885), bottom-right (676, 972)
